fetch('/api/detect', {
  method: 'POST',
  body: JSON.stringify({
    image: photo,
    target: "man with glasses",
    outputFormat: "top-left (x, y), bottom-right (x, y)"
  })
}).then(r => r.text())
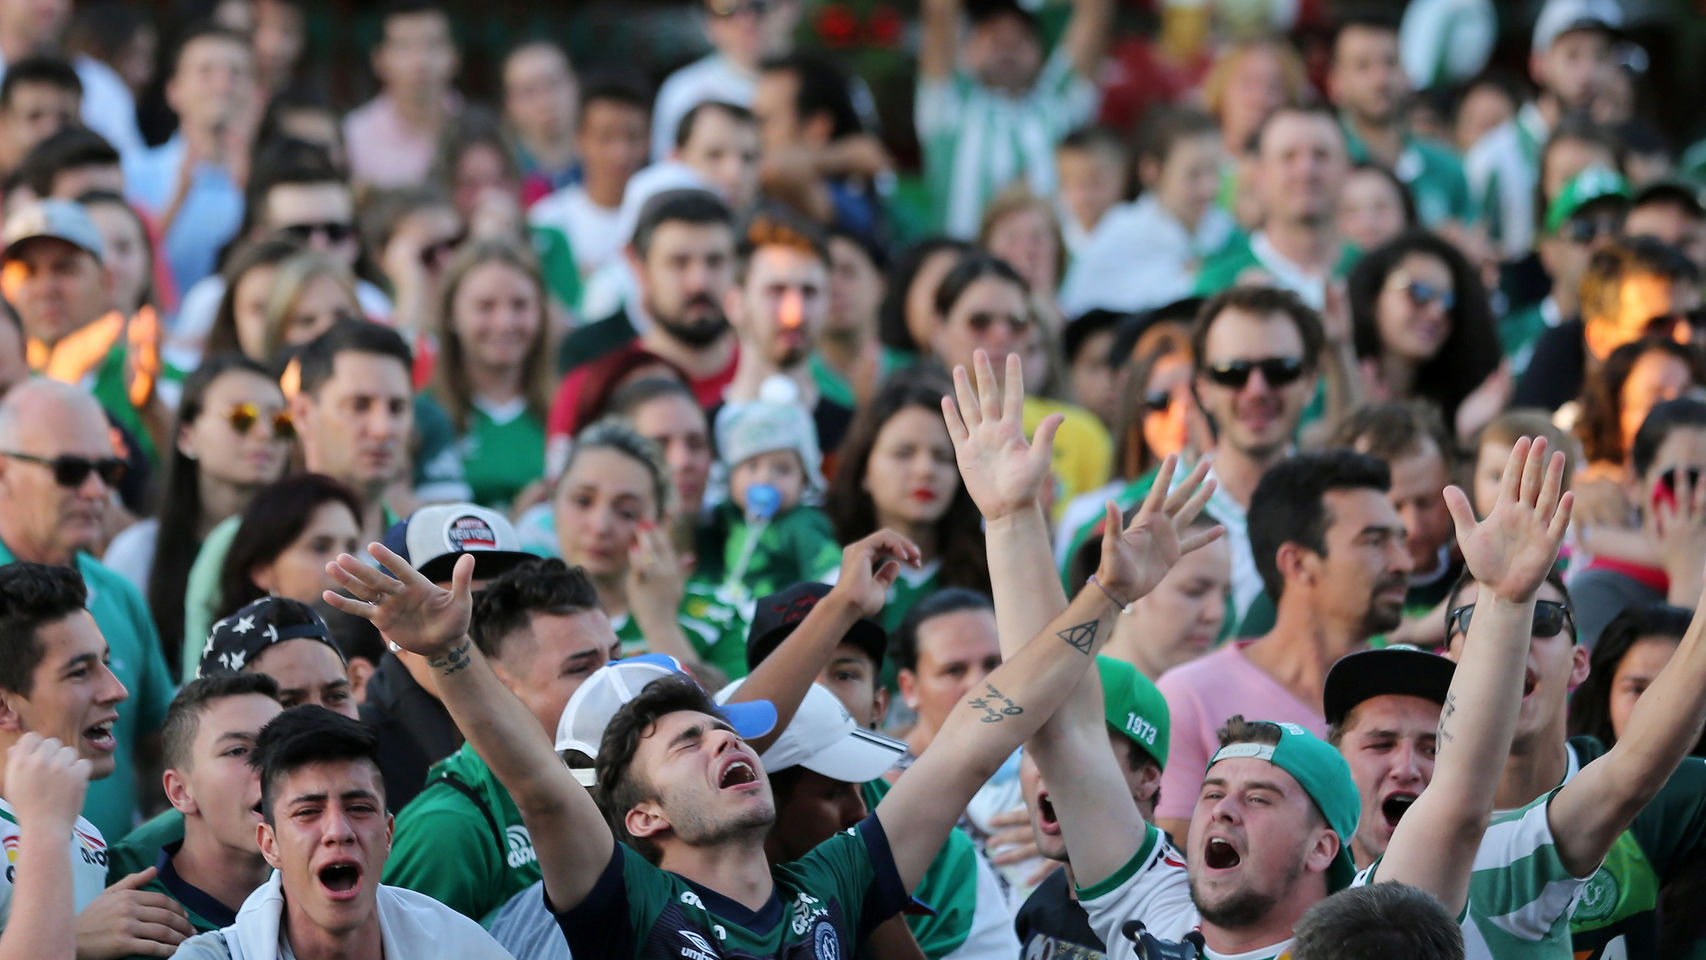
top-left (0, 378), bottom-right (174, 842)
top-left (1443, 568), bottom-right (1706, 959)
top-left (1505, 164), bottom-right (1628, 380)
top-left (651, 0), bottom-right (800, 166)
top-left (121, 23), bottom-right (256, 294)
top-left (1520, 234), bottom-right (1701, 413)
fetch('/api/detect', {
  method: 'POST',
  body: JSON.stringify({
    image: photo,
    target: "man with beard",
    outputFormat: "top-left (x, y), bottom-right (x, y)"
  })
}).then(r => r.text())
top-left (1466, 0), bottom-right (1621, 258)
top-left (715, 212), bottom-right (853, 452)
top-left (1154, 449), bottom-right (1412, 844)
top-left (549, 189), bottom-right (737, 428)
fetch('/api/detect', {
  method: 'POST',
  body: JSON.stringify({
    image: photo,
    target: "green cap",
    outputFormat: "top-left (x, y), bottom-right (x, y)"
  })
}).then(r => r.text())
top-left (1097, 656), bottom-right (1170, 769)
top-left (1207, 723), bottom-right (1361, 892)
top-left (1544, 165), bottom-right (1631, 235)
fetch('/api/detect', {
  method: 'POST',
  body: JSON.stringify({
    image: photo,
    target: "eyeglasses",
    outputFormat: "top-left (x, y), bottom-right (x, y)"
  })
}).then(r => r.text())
top-left (279, 221), bottom-right (355, 245)
top-left (1446, 599), bottom-right (1573, 640)
top-left (1393, 280), bottom-right (1456, 312)
top-left (418, 232), bottom-right (466, 269)
top-left (224, 403), bottom-right (296, 440)
top-left (708, 0), bottom-right (772, 16)
top-left (1563, 215), bottom-right (1623, 245)
top-left (965, 311), bottom-right (1031, 335)
top-left (1202, 357), bottom-right (1306, 390)
top-left (1, 452), bottom-right (127, 488)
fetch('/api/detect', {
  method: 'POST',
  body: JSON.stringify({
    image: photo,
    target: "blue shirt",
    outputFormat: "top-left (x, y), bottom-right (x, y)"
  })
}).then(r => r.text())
top-left (124, 135), bottom-right (243, 295)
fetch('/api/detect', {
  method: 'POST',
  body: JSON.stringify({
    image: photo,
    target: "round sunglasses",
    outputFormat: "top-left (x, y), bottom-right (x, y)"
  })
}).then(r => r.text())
top-left (223, 403), bottom-right (296, 441)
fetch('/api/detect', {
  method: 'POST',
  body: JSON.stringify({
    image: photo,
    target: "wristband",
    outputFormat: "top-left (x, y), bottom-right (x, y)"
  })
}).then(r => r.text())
top-left (1088, 574), bottom-right (1135, 614)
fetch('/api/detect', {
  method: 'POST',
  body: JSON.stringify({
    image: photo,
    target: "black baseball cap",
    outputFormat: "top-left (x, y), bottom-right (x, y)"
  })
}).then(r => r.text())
top-left (747, 582), bottom-right (888, 672)
top-left (1323, 644), bottom-right (1456, 728)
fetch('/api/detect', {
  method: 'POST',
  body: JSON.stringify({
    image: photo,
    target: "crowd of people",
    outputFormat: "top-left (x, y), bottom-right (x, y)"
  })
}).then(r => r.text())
top-left (0, 0), bottom-right (1704, 957)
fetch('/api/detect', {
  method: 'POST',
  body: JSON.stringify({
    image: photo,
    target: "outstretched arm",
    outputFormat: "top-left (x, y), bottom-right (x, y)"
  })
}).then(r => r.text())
top-left (1378, 437), bottom-right (1573, 915)
top-left (876, 462), bottom-right (1220, 890)
top-left (941, 350), bottom-right (1069, 660)
top-left (1061, 0), bottom-right (1114, 79)
top-left (324, 547), bottom-right (614, 912)
top-left (919, 0), bottom-right (960, 81)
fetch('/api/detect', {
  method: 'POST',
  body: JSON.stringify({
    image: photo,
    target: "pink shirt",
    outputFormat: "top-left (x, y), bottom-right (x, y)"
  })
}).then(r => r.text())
top-left (343, 94), bottom-right (451, 188)
top-left (1153, 641), bottom-right (1327, 823)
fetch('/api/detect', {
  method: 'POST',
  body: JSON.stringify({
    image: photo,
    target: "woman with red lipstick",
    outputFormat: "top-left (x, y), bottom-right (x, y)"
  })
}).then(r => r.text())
top-left (1347, 230), bottom-right (1504, 444)
top-left (827, 371), bottom-right (989, 646)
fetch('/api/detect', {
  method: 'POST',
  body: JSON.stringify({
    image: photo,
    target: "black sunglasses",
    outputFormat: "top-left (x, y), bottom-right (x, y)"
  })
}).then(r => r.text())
top-left (1446, 599), bottom-right (1573, 641)
top-left (1643, 308), bottom-right (1706, 337)
top-left (279, 221), bottom-right (354, 245)
top-left (2, 452), bottom-right (127, 488)
top-left (1142, 390), bottom-right (1174, 415)
top-left (1563, 215), bottom-right (1623, 245)
top-left (418, 232), bottom-right (467, 269)
top-left (1394, 280), bottom-right (1456, 312)
top-left (1202, 357), bottom-right (1306, 390)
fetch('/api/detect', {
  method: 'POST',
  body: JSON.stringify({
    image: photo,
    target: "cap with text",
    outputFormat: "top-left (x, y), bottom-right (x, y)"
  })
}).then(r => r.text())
top-left (1098, 655), bottom-right (1170, 769)
top-left (381, 503), bottom-right (537, 583)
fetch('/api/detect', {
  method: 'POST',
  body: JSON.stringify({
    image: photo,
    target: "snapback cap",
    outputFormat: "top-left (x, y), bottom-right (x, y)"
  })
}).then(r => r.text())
top-left (1207, 723), bottom-right (1361, 892)
top-left (555, 654), bottom-right (777, 786)
top-left (747, 582), bottom-right (887, 672)
top-left (381, 503), bottom-right (537, 583)
top-left (1, 199), bottom-right (104, 264)
top-left (1098, 656), bottom-right (1170, 769)
top-left (1323, 644), bottom-right (1457, 729)
top-left (1532, 0), bottom-right (1623, 53)
top-left (1544, 165), bottom-right (1630, 236)
top-left (717, 679), bottom-right (906, 783)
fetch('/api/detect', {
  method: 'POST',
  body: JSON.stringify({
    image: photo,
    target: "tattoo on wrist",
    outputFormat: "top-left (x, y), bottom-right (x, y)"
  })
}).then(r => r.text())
top-left (1057, 619), bottom-right (1099, 655)
top-left (428, 640), bottom-right (473, 676)
top-left (968, 683), bottom-right (1023, 723)
top-left (1438, 692), bottom-right (1457, 743)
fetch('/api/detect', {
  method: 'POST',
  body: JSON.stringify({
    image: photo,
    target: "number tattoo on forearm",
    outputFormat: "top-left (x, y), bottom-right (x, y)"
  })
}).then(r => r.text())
top-left (969, 683), bottom-right (1024, 723)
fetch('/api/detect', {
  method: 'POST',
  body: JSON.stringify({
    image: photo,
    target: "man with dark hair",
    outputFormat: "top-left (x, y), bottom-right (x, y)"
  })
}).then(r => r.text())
top-left (1517, 234), bottom-right (1700, 411)
top-left (1331, 401), bottom-right (1463, 620)
top-left (916, 0), bottom-right (1110, 236)
top-left (649, 0), bottom-right (800, 164)
top-left (172, 706), bottom-right (509, 959)
top-left (1328, 14), bottom-right (1471, 228)
top-left (1504, 163), bottom-right (1628, 379)
top-left (122, 24), bottom-right (256, 293)
top-left (0, 55), bottom-right (79, 179)
top-left (0, 381), bottom-right (173, 843)
top-left (1053, 125), bottom-right (1127, 254)
top-left (382, 558), bottom-right (613, 921)
top-left (0, 561), bottom-right (194, 959)
top-left (1626, 179), bottom-right (1706, 271)
top-left (343, 1), bottom-right (460, 189)
top-left (753, 52), bottom-right (887, 238)
top-left (15, 124), bottom-right (120, 199)
top-left (1154, 450), bottom-right (1411, 842)
top-left (550, 189), bottom-right (739, 421)
top-left (105, 675), bottom-right (282, 935)
top-left (528, 82), bottom-right (650, 282)
top-left (1195, 106), bottom-right (1357, 307)
top-left (325, 444), bottom-right (1216, 960)
top-left (1291, 884), bottom-right (1464, 960)
top-left (0, 0), bottom-right (143, 158)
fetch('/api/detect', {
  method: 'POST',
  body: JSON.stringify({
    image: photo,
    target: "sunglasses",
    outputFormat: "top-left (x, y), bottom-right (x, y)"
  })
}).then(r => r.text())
top-left (2, 452), bottom-right (127, 488)
top-left (1643, 308), bottom-right (1706, 338)
top-left (1563, 216), bottom-right (1623, 245)
top-left (1393, 280), bottom-right (1456, 312)
top-left (1446, 599), bottom-right (1573, 640)
top-left (1202, 357), bottom-right (1306, 390)
top-left (1142, 391), bottom-right (1175, 415)
top-left (224, 403), bottom-right (296, 440)
top-left (965, 311), bottom-right (1030, 335)
top-left (279, 221), bottom-right (355, 245)
top-left (708, 0), bottom-right (772, 15)
top-left (418, 232), bottom-right (466, 269)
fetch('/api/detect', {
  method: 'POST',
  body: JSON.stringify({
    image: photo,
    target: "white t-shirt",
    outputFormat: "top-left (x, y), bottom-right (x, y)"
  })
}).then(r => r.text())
top-left (528, 185), bottom-right (626, 279)
top-left (0, 797), bottom-right (109, 928)
top-left (1079, 824), bottom-right (1293, 960)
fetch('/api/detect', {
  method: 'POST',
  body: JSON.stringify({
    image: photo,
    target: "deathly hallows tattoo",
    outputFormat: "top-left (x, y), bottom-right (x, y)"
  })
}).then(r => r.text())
top-left (969, 682), bottom-right (1024, 723)
top-left (1057, 619), bottom-right (1099, 655)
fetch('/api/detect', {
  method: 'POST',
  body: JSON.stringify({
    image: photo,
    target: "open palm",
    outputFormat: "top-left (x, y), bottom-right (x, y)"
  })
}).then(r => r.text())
top-left (942, 350), bottom-right (1062, 521)
top-left (1444, 437), bottom-right (1573, 602)
top-left (1099, 456), bottom-right (1224, 603)
top-left (324, 544), bottom-right (475, 658)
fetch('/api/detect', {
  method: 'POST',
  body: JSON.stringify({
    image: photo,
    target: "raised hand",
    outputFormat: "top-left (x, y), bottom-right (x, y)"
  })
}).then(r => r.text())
top-left (6, 734), bottom-right (89, 833)
top-left (626, 521), bottom-right (689, 617)
top-left (1443, 436), bottom-right (1573, 603)
top-left (1096, 455), bottom-right (1224, 605)
top-left (830, 529), bottom-right (923, 618)
top-left (324, 544), bottom-right (475, 660)
top-left (941, 349), bottom-right (1063, 522)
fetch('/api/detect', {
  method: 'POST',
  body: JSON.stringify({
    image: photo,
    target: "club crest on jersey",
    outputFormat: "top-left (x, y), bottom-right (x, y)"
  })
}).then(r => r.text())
top-left (812, 919), bottom-right (839, 960)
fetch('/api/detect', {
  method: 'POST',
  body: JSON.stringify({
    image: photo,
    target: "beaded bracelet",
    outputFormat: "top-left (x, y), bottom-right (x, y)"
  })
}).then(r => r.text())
top-left (1087, 574), bottom-right (1135, 614)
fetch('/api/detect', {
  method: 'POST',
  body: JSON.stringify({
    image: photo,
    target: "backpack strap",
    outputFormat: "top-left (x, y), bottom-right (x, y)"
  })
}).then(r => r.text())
top-left (435, 773), bottom-right (504, 854)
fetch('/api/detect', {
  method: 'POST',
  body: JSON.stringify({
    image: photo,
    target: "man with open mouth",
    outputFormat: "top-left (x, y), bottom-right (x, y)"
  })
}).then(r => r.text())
top-left (171, 706), bottom-right (510, 960)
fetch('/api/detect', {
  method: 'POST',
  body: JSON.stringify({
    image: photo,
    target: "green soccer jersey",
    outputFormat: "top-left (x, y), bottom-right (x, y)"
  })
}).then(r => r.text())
top-left (384, 743), bottom-right (541, 923)
top-left (1192, 233), bottom-right (1360, 306)
top-left (611, 579), bottom-right (752, 682)
top-left (1566, 738), bottom-right (1706, 959)
top-left (1340, 117), bottom-right (1475, 227)
top-left (552, 813), bottom-right (909, 959)
top-left (454, 397), bottom-right (547, 510)
top-left (859, 779), bottom-right (1006, 960)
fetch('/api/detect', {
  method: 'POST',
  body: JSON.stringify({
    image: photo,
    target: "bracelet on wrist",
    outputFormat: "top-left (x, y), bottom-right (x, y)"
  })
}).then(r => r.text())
top-left (1088, 574), bottom-right (1136, 615)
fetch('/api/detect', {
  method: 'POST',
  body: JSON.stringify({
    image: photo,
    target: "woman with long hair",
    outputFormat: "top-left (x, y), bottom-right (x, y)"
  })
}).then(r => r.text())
top-left (1347, 229), bottom-right (1506, 441)
top-left (1576, 337), bottom-right (1706, 479)
top-left (181, 473), bottom-right (364, 679)
top-left (205, 237), bottom-right (309, 361)
top-left (826, 369), bottom-right (990, 638)
top-left (212, 250), bottom-right (363, 366)
top-left (103, 354), bottom-right (293, 666)
top-left (423, 238), bottom-right (554, 509)
top-left (550, 419), bottom-right (746, 684)
top-left (877, 237), bottom-right (973, 359)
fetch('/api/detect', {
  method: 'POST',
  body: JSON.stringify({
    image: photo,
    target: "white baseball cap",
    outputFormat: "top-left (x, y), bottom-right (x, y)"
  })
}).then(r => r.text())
top-left (556, 654), bottom-right (777, 786)
top-left (1532, 0), bottom-right (1622, 53)
top-left (716, 679), bottom-right (907, 784)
